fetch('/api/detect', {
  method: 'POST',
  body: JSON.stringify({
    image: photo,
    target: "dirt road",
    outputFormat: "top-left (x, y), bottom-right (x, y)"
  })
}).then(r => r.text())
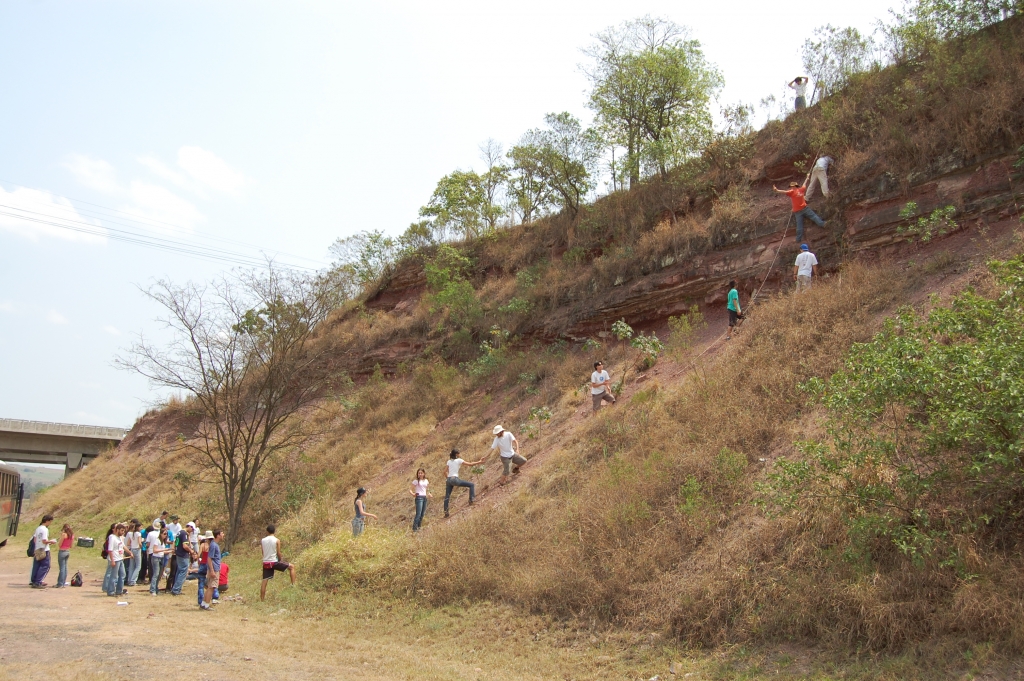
top-left (0, 547), bottom-right (680, 681)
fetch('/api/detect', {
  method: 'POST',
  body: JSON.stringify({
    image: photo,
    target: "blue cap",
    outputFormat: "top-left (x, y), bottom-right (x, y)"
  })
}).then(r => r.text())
top-left (800, 243), bottom-right (809, 250)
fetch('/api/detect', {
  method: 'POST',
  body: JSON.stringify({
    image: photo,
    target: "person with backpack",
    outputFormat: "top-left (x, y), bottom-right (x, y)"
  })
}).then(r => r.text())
top-left (54, 523), bottom-right (74, 588)
top-left (100, 522), bottom-right (116, 593)
top-left (170, 525), bottom-right (197, 596)
top-left (29, 514), bottom-right (56, 588)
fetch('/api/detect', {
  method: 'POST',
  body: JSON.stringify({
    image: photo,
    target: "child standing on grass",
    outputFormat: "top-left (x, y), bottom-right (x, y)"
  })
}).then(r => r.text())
top-left (353, 488), bottom-right (377, 537)
top-left (410, 469), bottom-right (433, 532)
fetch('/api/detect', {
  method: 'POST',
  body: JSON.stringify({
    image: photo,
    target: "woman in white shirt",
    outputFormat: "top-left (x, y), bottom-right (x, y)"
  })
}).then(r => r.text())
top-left (126, 520), bottom-right (143, 586)
top-left (409, 468), bottom-right (433, 532)
top-left (148, 526), bottom-right (171, 595)
top-left (105, 523), bottom-right (128, 597)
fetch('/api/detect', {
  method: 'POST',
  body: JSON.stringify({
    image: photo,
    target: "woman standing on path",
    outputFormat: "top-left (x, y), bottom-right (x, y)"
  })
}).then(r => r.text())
top-left (55, 524), bottom-right (73, 588)
top-left (352, 488), bottom-right (377, 537)
top-left (104, 523), bottom-right (127, 597)
top-left (410, 469), bottom-right (432, 532)
top-left (148, 526), bottom-right (170, 595)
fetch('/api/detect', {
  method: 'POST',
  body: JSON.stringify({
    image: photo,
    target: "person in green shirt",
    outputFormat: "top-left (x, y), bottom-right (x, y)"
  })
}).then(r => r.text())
top-left (726, 280), bottom-right (742, 340)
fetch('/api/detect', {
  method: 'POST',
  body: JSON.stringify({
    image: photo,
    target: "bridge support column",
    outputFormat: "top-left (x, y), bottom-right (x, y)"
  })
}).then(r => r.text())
top-left (64, 452), bottom-right (84, 477)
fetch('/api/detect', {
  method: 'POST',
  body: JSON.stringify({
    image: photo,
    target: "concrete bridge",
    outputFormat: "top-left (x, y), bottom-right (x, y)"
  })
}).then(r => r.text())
top-left (0, 418), bottom-right (128, 475)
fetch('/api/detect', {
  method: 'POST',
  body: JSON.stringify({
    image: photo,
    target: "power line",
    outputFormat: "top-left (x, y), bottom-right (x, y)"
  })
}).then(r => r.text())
top-left (0, 179), bottom-right (331, 268)
top-left (0, 204), bottom-right (319, 271)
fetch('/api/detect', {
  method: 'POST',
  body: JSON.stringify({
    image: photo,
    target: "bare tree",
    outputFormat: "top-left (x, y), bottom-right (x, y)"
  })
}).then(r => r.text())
top-left (117, 265), bottom-right (336, 547)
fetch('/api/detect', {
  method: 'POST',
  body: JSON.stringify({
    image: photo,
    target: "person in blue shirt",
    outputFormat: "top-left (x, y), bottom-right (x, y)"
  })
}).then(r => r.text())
top-left (200, 529), bottom-right (223, 610)
top-left (726, 280), bottom-right (742, 340)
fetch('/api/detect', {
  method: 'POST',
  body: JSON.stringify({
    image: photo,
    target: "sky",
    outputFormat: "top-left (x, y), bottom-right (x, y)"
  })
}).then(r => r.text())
top-left (0, 0), bottom-right (899, 428)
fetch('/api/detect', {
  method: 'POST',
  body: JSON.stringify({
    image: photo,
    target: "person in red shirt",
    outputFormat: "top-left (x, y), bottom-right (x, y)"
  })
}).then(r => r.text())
top-left (774, 180), bottom-right (825, 243)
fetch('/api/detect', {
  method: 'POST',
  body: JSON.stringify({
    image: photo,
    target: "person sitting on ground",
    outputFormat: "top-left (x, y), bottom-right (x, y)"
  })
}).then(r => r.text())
top-left (590, 361), bottom-right (616, 413)
top-left (260, 525), bottom-right (297, 601)
top-left (726, 280), bottom-right (742, 340)
top-left (806, 156), bottom-right (833, 200)
top-left (409, 468), bottom-right (433, 532)
top-left (773, 179), bottom-right (825, 244)
top-left (200, 529), bottom-right (223, 610)
top-left (30, 514), bottom-right (56, 588)
top-left (442, 449), bottom-right (484, 518)
top-left (788, 76), bottom-right (809, 110)
top-left (352, 488), bottom-right (378, 537)
top-left (794, 243), bottom-right (819, 293)
top-left (487, 425), bottom-right (527, 486)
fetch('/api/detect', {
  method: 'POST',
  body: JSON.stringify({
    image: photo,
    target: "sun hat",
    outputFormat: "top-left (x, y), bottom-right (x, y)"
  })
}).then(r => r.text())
top-left (801, 243), bottom-right (809, 251)
top-left (186, 521), bottom-right (196, 529)
top-left (202, 530), bottom-right (214, 540)
top-left (492, 425), bottom-right (504, 435)
top-left (169, 514), bottom-right (179, 521)
top-left (153, 520), bottom-right (162, 530)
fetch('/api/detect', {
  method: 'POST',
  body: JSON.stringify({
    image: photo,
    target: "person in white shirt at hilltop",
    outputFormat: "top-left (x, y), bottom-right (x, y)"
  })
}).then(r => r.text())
top-left (788, 76), bottom-right (809, 110)
top-left (442, 449), bottom-right (484, 518)
top-left (260, 525), bottom-right (296, 601)
top-left (30, 514), bottom-right (56, 588)
top-left (105, 522), bottom-right (128, 597)
top-left (806, 156), bottom-right (833, 200)
top-left (590, 361), bottom-right (616, 413)
top-left (487, 424), bottom-right (528, 486)
top-left (794, 244), bottom-right (819, 293)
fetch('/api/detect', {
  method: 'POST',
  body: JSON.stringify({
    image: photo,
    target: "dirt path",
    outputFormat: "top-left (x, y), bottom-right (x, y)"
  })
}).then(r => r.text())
top-left (0, 548), bottom-right (680, 681)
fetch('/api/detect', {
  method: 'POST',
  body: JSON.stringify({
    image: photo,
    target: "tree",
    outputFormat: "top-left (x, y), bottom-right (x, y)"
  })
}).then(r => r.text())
top-left (328, 230), bottom-right (401, 293)
top-left (882, 0), bottom-right (1020, 63)
top-left (419, 170), bottom-right (487, 241)
top-left (801, 25), bottom-right (877, 100)
top-left (118, 265), bottom-right (337, 548)
top-left (528, 112), bottom-right (602, 218)
top-left (506, 138), bottom-right (555, 224)
top-left (584, 16), bottom-right (723, 184)
top-left (424, 244), bottom-right (480, 328)
top-left (479, 139), bottom-right (510, 231)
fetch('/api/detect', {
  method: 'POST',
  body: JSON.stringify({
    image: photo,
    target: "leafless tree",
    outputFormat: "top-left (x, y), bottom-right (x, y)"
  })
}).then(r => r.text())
top-left (117, 265), bottom-right (337, 547)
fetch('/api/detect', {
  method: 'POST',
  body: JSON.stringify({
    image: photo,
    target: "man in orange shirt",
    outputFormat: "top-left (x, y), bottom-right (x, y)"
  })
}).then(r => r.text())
top-left (774, 180), bottom-right (825, 243)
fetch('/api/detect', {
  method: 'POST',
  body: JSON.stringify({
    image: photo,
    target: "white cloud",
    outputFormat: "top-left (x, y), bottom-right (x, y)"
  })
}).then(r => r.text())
top-left (138, 156), bottom-right (189, 189)
top-left (177, 146), bottom-right (247, 196)
top-left (123, 181), bottom-right (204, 232)
top-left (63, 154), bottom-right (120, 194)
top-left (0, 185), bottom-right (105, 243)
top-left (102, 325), bottom-right (121, 336)
top-left (47, 310), bottom-right (70, 325)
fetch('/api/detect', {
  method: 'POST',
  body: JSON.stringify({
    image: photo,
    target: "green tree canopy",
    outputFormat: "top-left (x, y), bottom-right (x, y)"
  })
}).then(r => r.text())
top-left (419, 169), bottom-right (488, 241)
top-left (584, 15), bottom-right (722, 185)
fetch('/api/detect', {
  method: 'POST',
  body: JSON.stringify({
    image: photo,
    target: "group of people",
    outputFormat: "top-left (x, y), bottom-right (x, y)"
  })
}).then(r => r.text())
top-left (27, 511), bottom-right (296, 607)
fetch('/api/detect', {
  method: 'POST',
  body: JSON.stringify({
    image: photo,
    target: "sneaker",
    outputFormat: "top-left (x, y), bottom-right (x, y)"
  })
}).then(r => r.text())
top-left (444, 512), bottom-right (450, 518)
top-left (200, 603), bottom-right (210, 610)
top-left (211, 599), bottom-right (219, 605)
top-left (468, 499), bottom-right (475, 505)
top-left (512, 466), bottom-right (520, 475)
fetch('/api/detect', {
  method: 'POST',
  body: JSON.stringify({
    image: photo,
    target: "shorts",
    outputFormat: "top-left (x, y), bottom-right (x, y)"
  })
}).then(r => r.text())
top-left (501, 453), bottom-right (527, 475)
top-left (262, 561), bottom-right (290, 579)
top-left (728, 309), bottom-right (739, 327)
top-left (592, 391), bottom-right (615, 411)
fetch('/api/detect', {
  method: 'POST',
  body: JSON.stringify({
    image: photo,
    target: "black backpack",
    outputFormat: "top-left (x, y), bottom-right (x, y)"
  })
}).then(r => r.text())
top-left (26, 536), bottom-right (35, 558)
top-left (70, 571), bottom-right (83, 587)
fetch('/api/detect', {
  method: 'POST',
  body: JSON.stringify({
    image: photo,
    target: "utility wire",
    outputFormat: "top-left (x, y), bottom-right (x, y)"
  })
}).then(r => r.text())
top-left (0, 178), bottom-right (330, 268)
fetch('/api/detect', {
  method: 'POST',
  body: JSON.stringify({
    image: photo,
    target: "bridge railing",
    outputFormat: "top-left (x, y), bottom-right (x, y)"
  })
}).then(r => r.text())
top-left (0, 418), bottom-right (128, 440)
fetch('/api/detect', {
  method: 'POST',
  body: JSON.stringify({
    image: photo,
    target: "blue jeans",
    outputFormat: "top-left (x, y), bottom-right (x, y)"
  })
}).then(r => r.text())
top-left (197, 571), bottom-right (219, 604)
top-left (106, 561), bottom-right (125, 595)
top-left (171, 555), bottom-right (190, 594)
top-left (412, 496), bottom-right (427, 531)
top-left (128, 548), bottom-right (142, 585)
top-left (444, 477), bottom-right (475, 514)
top-left (31, 552), bottom-right (51, 585)
top-left (794, 207), bottom-right (824, 242)
top-left (103, 562), bottom-right (115, 593)
top-left (57, 550), bottom-right (70, 587)
top-left (150, 555), bottom-right (162, 594)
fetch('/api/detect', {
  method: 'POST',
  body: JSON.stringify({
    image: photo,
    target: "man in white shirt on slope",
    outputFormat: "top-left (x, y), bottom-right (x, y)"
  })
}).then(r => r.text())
top-left (486, 425), bottom-right (527, 486)
top-left (794, 243), bottom-right (819, 294)
top-left (590, 361), bottom-right (616, 413)
top-left (806, 156), bottom-right (833, 200)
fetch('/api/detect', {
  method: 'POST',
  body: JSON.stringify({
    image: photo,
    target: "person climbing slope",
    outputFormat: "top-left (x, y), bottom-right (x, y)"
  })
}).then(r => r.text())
top-left (487, 425), bottom-right (527, 486)
top-left (726, 280), bottom-right (742, 340)
top-left (590, 361), bottom-right (616, 413)
top-left (806, 155), bottom-right (833, 200)
top-left (442, 449), bottom-right (484, 518)
top-left (774, 179), bottom-right (825, 244)
top-left (260, 525), bottom-right (296, 601)
top-left (794, 243), bottom-right (819, 293)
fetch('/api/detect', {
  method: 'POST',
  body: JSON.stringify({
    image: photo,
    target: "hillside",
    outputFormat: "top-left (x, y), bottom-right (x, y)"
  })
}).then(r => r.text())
top-left (30, 13), bottom-right (1024, 670)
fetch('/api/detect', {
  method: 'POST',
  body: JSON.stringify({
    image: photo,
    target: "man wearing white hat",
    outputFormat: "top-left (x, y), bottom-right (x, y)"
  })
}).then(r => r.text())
top-left (487, 425), bottom-right (527, 486)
